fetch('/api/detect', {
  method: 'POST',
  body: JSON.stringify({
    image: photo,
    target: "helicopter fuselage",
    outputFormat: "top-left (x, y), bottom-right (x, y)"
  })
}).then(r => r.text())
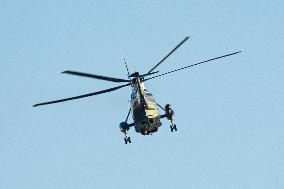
top-left (130, 78), bottom-right (162, 135)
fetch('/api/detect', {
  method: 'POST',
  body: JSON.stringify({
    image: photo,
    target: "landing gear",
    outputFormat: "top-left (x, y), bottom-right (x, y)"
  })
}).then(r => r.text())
top-left (170, 121), bottom-right (177, 132)
top-left (124, 136), bottom-right (131, 144)
top-left (123, 131), bottom-right (132, 144)
top-left (164, 104), bottom-right (177, 132)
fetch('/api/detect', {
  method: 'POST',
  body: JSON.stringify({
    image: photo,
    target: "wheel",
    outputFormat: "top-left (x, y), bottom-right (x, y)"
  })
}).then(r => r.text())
top-left (124, 138), bottom-right (128, 144)
top-left (128, 137), bottom-right (132, 143)
top-left (173, 124), bottom-right (177, 131)
top-left (170, 126), bottom-right (174, 132)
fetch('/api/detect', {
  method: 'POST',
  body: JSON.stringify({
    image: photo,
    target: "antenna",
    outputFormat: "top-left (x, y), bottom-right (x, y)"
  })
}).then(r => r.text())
top-left (124, 59), bottom-right (130, 78)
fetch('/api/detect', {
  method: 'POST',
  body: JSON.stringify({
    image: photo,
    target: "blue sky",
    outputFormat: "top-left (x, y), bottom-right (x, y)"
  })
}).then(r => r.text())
top-left (1, 1), bottom-right (283, 188)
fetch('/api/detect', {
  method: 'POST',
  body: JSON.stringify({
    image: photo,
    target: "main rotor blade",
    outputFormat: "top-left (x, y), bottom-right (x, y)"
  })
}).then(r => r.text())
top-left (145, 51), bottom-right (241, 81)
top-left (33, 83), bottom-right (131, 107)
top-left (125, 108), bottom-right (131, 123)
top-left (140, 71), bottom-right (159, 77)
top-left (62, 70), bottom-right (129, 83)
top-left (147, 36), bottom-right (190, 74)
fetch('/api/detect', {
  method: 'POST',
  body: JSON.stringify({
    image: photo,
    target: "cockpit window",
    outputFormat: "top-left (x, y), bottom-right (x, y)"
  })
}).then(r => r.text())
top-left (145, 92), bottom-right (153, 97)
top-left (145, 92), bottom-right (155, 102)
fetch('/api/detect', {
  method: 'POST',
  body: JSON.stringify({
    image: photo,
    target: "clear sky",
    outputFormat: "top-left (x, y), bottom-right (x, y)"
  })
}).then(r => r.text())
top-left (1, 0), bottom-right (283, 188)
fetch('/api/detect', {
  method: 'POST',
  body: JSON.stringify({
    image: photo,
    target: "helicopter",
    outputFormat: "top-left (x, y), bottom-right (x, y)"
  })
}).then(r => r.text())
top-left (33, 36), bottom-right (241, 144)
